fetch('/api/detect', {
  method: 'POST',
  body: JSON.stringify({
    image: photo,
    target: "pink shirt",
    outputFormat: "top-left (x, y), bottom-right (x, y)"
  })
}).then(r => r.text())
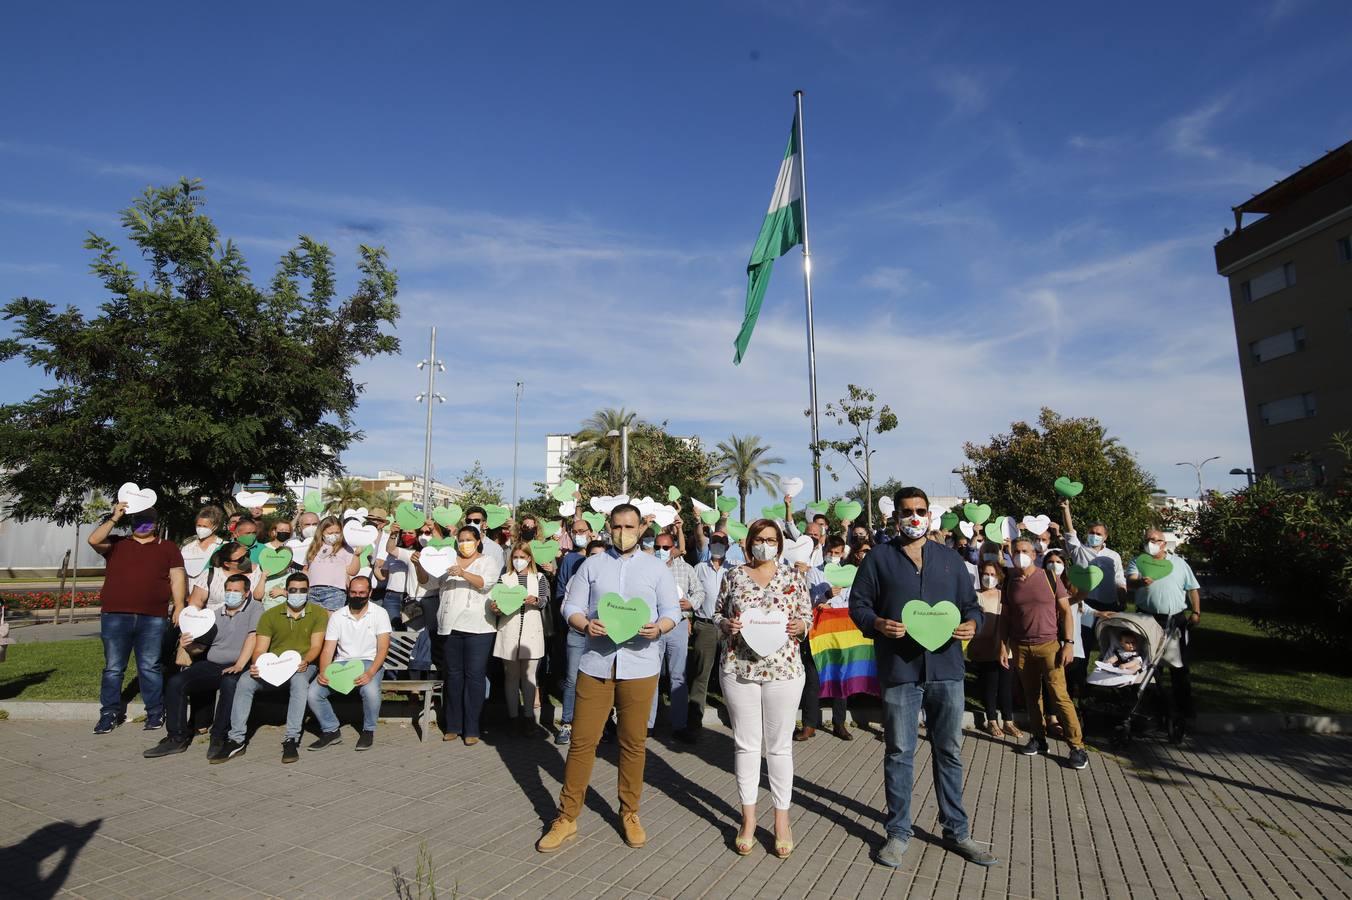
top-left (306, 545), bottom-right (354, 588)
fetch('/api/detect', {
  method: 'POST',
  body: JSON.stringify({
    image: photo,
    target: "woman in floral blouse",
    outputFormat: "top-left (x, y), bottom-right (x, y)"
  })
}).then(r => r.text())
top-left (714, 519), bottom-right (812, 859)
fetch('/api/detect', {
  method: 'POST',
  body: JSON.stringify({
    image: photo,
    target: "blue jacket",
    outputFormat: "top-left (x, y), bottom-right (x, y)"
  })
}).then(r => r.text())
top-left (848, 538), bottom-right (983, 686)
top-left (554, 550), bottom-right (587, 604)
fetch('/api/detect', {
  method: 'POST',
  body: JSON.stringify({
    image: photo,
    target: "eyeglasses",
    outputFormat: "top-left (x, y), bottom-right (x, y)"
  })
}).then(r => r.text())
top-left (899, 508), bottom-right (928, 516)
top-left (227, 555), bottom-right (248, 566)
top-left (467, 518), bottom-right (484, 525)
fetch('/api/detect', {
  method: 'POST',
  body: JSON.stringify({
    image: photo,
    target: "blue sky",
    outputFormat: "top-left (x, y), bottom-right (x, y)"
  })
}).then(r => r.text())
top-left (3, 1), bottom-right (1351, 515)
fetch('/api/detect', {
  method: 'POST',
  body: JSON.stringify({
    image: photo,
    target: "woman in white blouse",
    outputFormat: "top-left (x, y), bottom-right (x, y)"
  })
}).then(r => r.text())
top-left (714, 519), bottom-right (812, 859)
top-left (414, 524), bottom-right (498, 746)
top-left (491, 543), bottom-right (548, 736)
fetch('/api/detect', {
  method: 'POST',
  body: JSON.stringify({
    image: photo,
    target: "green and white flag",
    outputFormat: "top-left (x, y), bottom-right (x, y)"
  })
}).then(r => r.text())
top-left (733, 114), bottom-right (804, 365)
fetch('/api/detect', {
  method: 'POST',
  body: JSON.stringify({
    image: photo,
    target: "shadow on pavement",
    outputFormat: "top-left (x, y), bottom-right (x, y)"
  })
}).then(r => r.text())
top-left (0, 818), bottom-right (102, 899)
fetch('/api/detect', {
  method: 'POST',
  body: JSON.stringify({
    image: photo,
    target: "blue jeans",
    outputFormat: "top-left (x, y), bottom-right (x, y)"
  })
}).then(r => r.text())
top-left (230, 666), bottom-right (317, 742)
top-left (882, 679), bottom-right (970, 842)
top-left (308, 660), bottom-right (384, 733)
top-left (648, 624), bottom-right (689, 729)
top-left (441, 631), bottom-right (495, 738)
top-left (381, 589), bottom-right (405, 630)
top-left (310, 585), bottom-right (347, 612)
top-left (99, 613), bottom-right (168, 718)
top-left (561, 627), bottom-right (588, 725)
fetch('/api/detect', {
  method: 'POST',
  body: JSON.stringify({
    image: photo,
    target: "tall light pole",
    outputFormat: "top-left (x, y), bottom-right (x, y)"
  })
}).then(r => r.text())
top-left (606, 426), bottom-right (630, 495)
top-left (415, 326), bottom-right (445, 512)
top-left (511, 381), bottom-right (523, 514)
top-left (1229, 467), bottom-right (1256, 487)
top-left (1175, 456), bottom-right (1220, 499)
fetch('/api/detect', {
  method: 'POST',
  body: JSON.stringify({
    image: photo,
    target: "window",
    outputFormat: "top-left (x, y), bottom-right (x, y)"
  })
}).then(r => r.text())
top-left (1258, 393), bottom-right (1317, 426)
top-left (1339, 236), bottom-right (1351, 263)
top-left (1249, 326), bottom-right (1306, 363)
top-left (1241, 261), bottom-right (1297, 302)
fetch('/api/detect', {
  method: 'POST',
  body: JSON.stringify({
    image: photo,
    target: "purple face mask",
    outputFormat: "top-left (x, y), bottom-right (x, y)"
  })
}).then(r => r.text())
top-left (133, 522), bottom-right (156, 536)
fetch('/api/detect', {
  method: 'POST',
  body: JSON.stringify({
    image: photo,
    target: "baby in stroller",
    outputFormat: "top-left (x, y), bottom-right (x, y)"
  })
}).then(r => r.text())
top-left (1100, 631), bottom-right (1144, 674)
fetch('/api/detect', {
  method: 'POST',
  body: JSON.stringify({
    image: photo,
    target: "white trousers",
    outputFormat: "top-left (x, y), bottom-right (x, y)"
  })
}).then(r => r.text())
top-left (502, 659), bottom-right (538, 718)
top-left (720, 670), bottom-right (806, 810)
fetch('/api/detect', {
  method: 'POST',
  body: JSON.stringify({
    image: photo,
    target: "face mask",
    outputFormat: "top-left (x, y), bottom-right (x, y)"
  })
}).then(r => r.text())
top-left (1034, 540), bottom-right (1047, 553)
top-left (512, 557), bottom-right (529, 573)
top-left (709, 543), bottom-right (728, 559)
top-left (228, 557), bottom-right (253, 573)
top-left (286, 592), bottom-right (308, 609)
top-left (223, 591), bottom-right (246, 609)
top-left (981, 574), bottom-right (999, 589)
top-left (1145, 541), bottom-right (1162, 557)
top-left (1014, 552), bottom-right (1033, 569)
top-left (572, 533), bottom-right (589, 546)
top-left (347, 596), bottom-right (369, 610)
top-left (1085, 534), bottom-right (1104, 548)
top-left (195, 526), bottom-right (214, 540)
top-left (520, 527), bottom-right (537, 540)
top-left (133, 522), bottom-right (156, 536)
top-left (640, 537), bottom-right (655, 550)
top-left (900, 517), bottom-right (928, 539)
top-left (302, 525), bottom-right (317, 540)
top-left (981, 552), bottom-right (1000, 563)
top-left (275, 532), bottom-right (292, 544)
top-left (751, 543), bottom-right (777, 562)
top-left (236, 533), bottom-right (257, 548)
top-left (827, 554), bottom-right (843, 566)
top-left (458, 540), bottom-right (478, 557)
top-left (418, 534), bottom-right (432, 547)
top-left (613, 530), bottom-right (638, 552)
top-left (323, 533), bottom-right (341, 546)
top-left (655, 548), bottom-right (671, 562)
top-left (1050, 562), bottom-right (1065, 576)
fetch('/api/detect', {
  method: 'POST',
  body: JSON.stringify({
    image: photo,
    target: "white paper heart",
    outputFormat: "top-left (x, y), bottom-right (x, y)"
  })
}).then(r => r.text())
top-left (878, 496), bottom-right (895, 519)
top-left (1000, 516), bottom-right (1020, 541)
top-left (781, 476), bottom-right (804, 499)
top-left (341, 507), bottom-right (369, 524)
top-left (234, 490), bottom-right (270, 508)
top-left (1022, 514), bottom-right (1051, 535)
top-left (255, 650), bottom-right (302, 687)
top-left (286, 537), bottom-right (312, 560)
top-left (180, 542), bottom-right (217, 578)
top-left (558, 500), bottom-right (576, 516)
top-left (781, 535), bottom-right (814, 565)
top-left (928, 505), bottom-right (949, 532)
top-left (958, 521), bottom-right (975, 539)
top-left (631, 496), bottom-right (657, 517)
top-left (343, 521), bottom-right (379, 548)
top-left (417, 546), bottom-right (453, 579)
top-left (740, 609), bottom-right (790, 657)
top-left (179, 606), bottom-right (216, 640)
top-left (117, 482), bottom-right (157, 514)
top-left (690, 497), bottom-right (712, 514)
top-left (652, 504), bottom-right (678, 528)
top-left (589, 495), bottom-right (629, 514)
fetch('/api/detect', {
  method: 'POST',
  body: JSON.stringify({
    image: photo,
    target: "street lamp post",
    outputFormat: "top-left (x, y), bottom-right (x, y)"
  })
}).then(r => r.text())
top-left (415, 326), bottom-right (446, 512)
top-left (1229, 467), bottom-right (1257, 487)
top-left (605, 426), bottom-right (630, 495)
top-left (511, 381), bottom-right (523, 514)
top-left (1175, 456), bottom-right (1220, 499)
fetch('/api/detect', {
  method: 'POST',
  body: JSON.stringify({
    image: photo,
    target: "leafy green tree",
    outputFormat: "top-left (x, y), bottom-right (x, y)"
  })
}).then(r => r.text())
top-left (322, 477), bottom-right (370, 513)
top-left (845, 477), bottom-right (907, 523)
top-left (0, 179), bottom-right (400, 537)
top-left (713, 434), bottom-right (784, 522)
top-left (811, 384), bottom-right (898, 527)
top-left (456, 460), bottom-right (504, 508)
top-left (564, 423), bottom-right (717, 533)
top-left (958, 408), bottom-right (1156, 545)
top-left (570, 407), bottom-right (644, 484)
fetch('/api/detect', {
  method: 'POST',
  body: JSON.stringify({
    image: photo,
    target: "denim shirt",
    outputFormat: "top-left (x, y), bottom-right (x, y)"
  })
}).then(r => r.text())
top-left (848, 539), bottom-right (983, 686)
top-left (562, 547), bottom-right (680, 680)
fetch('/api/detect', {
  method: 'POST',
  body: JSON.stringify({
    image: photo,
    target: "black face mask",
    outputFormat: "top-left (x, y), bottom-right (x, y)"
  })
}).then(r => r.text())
top-left (520, 526), bottom-right (537, 540)
top-left (347, 596), bottom-right (369, 610)
top-left (275, 533), bottom-right (292, 543)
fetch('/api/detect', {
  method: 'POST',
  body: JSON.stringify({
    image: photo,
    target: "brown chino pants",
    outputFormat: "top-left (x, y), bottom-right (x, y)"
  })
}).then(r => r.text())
top-left (557, 671), bottom-right (659, 822)
top-left (1013, 641), bottom-right (1084, 749)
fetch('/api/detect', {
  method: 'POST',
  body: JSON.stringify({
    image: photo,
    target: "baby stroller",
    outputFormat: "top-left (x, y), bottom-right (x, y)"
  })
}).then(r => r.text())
top-left (1089, 613), bottom-right (1186, 746)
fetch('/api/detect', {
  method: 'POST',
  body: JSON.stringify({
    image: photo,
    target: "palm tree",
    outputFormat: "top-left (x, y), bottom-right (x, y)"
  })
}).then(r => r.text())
top-left (713, 434), bottom-right (784, 522)
top-left (322, 477), bottom-right (369, 514)
top-left (367, 488), bottom-right (402, 513)
top-left (571, 407), bottom-right (643, 487)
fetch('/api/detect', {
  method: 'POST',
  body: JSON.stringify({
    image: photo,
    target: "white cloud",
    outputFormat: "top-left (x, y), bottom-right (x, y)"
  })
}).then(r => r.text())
top-left (860, 265), bottom-right (926, 296)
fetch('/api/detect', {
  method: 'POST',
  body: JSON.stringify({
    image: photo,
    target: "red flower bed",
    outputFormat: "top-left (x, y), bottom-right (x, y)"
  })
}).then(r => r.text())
top-left (0, 591), bottom-right (102, 612)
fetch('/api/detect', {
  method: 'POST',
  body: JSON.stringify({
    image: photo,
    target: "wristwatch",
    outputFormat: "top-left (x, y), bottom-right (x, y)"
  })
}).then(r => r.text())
top-left (1058, 638), bottom-right (1072, 646)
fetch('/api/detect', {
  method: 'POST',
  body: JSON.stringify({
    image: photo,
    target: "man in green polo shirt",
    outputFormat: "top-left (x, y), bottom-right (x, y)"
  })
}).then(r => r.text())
top-left (216, 573), bottom-right (329, 764)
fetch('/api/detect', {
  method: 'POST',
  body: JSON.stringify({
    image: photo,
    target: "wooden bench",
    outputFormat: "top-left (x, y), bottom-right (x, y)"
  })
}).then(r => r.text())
top-left (381, 631), bottom-right (441, 741)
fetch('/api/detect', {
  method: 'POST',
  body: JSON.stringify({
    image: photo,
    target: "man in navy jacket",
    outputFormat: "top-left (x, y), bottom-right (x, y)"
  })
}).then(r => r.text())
top-left (850, 486), bottom-right (998, 870)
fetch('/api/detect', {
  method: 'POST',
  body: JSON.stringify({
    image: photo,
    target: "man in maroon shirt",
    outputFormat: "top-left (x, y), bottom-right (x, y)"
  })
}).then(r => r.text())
top-left (998, 536), bottom-right (1087, 770)
top-left (88, 501), bottom-right (186, 735)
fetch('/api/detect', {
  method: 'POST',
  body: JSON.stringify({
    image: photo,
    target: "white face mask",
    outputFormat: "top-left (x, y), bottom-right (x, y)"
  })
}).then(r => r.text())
top-left (751, 543), bottom-right (777, 562)
top-left (1034, 540), bottom-right (1047, 553)
top-left (195, 526), bottom-right (214, 540)
top-left (302, 525), bottom-right (317, 540)
top-left (981, 574), bottom-right (999, 589)
top-left (1086, 533), bottom-right (1105, 548)
top-left (900, 516), bottom-right (929, 539)
top-left (223, 591), bottom-right (245, 609)
top-left (572, 533), bottom-right (589, 546)
top-left (1145, 541), bottom-right (1162, 557)
top-left (323, 533), bottom-right (341, 546)
top-left (286, 592), bottom-right (308, 609)
top-left (512, 557), bottom-right (529, 573)
top-left (826, 554), bottom-right (843, 567)
top-left (1014, 552), bottom-right (1033, 569)
top-left (1050, 562), bottom-right (1065, 576)
top-left (655, 548), bottom-right (671, 562)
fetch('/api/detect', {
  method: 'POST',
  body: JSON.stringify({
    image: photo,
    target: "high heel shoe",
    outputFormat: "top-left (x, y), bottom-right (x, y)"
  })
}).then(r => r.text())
top-left (774, 837), bottom-right (793, 859)
top-left (734, 832), bottom-right (755, 856)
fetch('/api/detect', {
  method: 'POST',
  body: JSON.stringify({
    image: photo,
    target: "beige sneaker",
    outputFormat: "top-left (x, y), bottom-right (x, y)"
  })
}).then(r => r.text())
top-left (621, 813), bottom-right (646, 848)
top-left (535, 817), bottom-right (577, 853)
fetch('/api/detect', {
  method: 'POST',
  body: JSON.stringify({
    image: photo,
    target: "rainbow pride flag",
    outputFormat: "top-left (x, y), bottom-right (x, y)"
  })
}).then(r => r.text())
top-left (810, 606), bottom-right (880, 700)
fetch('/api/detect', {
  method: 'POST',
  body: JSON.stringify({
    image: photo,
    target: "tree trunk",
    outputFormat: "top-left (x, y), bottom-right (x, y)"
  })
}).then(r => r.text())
top-left (864, 448), bottom-right (873, 529)
top-left (739, 479), bottom-right (748, 523)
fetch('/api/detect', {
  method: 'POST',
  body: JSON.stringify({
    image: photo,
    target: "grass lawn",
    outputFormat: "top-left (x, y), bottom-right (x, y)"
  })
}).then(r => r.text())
top-left (0, 638), bottom-right (127, 701)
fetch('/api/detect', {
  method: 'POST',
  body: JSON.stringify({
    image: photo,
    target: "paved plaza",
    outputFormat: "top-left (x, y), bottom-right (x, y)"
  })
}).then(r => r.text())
top-left (2, 715), bottom-right (1349, 899)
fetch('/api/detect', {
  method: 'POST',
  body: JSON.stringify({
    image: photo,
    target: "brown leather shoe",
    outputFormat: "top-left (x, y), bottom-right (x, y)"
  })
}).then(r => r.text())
top-left (831, 722), bottom-right (853, 741)
top-left (535, 817), bottom-right (577, 853)
top-left (982, 720), bottom-right (1002, 738)
top-left (442, 732), bottom-right (459, 742)
top-left (464, 736), bottom-right (480, 746)
top-left (793, 726), bottom-right (815, 742)
top-left (621, 813), bottom-right (646, 848)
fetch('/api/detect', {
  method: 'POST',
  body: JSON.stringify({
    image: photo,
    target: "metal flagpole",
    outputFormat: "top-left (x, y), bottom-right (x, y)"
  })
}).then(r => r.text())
top-left (795, 90), bottom-right (823, 502)
top-left (511, 381), bottom-right (523, 514)
top-left (416, 326), bottom-right (445, 512)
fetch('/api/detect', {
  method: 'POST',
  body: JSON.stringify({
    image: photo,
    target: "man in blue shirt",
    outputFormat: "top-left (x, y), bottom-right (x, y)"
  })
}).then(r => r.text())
top-left (850, 487), bottom-right (998, 870)
top-left (1125, 527), bottom-right (1202, 730)
top-left (552, 519), bottom-right (596, 746)
top-left (537, 504), bottom-right (680, 855)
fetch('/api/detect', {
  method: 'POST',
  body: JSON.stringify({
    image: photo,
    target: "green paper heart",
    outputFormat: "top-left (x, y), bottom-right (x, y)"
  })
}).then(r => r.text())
top-left (535, 520), bottom-right (560, 540)
top-left (530, 539), bottom-right (561, 565)
top-left (651, 522), bottom-right (662, 536)
top-left (963, 503), bottom-right (992, 525)
top-left (667, 485), bottom-right (681, 502)
top-left (984, 519), bottom-right (1006, 543)
top-left (432, 504), bottom-right (463, 530)
top-left (725, 520), bottom-right (749, 542)
top-left (484, 505), bottom-right (510, 529)
top-left (795, 519), bottom-right (807, 534)
top-left (699, 509), bottom-right (720, 526)
top-left (323, 659), bottom-right (365, 695)
top-left (824, 563), bottom-right (857, 588)
top-left (901, 599), bottom-right (961, 652)
top-left (1133, 554), bottom-right (1173, 580)
top-left (552, 480), bottom-right (580, 502)
top-left (395, 502), bottom-right (424, 531)
top-left (258, 546), bottom-right (293, 577)
top-left (491, 583), bottom-right (529, 616)
top-left (303, 493), bottom-right (325, 514)
top-left (1054, 477), bottom-right (1084, 498)
top-left (582, 512), bottom-right (606, 533)
top-left (716, 495), bottom-right (738, 514)
top-left (598, 592), bottom-right (651, 644)
top-left (762, 503), bottom-right (787, 521)
top-left (427, 537), bottom-right (455, 549)
top-left (939, 511), bottom-right (959, 531)
top-left (833, 500), bottom-right (863, 522)
top-left (1068, 564), bottom-right (1104, 592)
top-left (806, 500), bottom-right (830, 516)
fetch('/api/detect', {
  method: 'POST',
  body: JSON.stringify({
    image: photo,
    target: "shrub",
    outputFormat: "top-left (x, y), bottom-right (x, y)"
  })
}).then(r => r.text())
top-left (0, 591), bottom-right (102, 612)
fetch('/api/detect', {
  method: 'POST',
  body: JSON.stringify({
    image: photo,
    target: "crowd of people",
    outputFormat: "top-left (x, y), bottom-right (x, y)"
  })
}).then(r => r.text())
top-left (87, 481), bottom-right (1201, 867)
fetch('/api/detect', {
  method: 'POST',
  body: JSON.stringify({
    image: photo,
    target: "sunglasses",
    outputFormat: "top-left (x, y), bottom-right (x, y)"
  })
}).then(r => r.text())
top-left (467, 518), bottom-right (484, 525)
top-left (900, 507), bottom-right (928, 516)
